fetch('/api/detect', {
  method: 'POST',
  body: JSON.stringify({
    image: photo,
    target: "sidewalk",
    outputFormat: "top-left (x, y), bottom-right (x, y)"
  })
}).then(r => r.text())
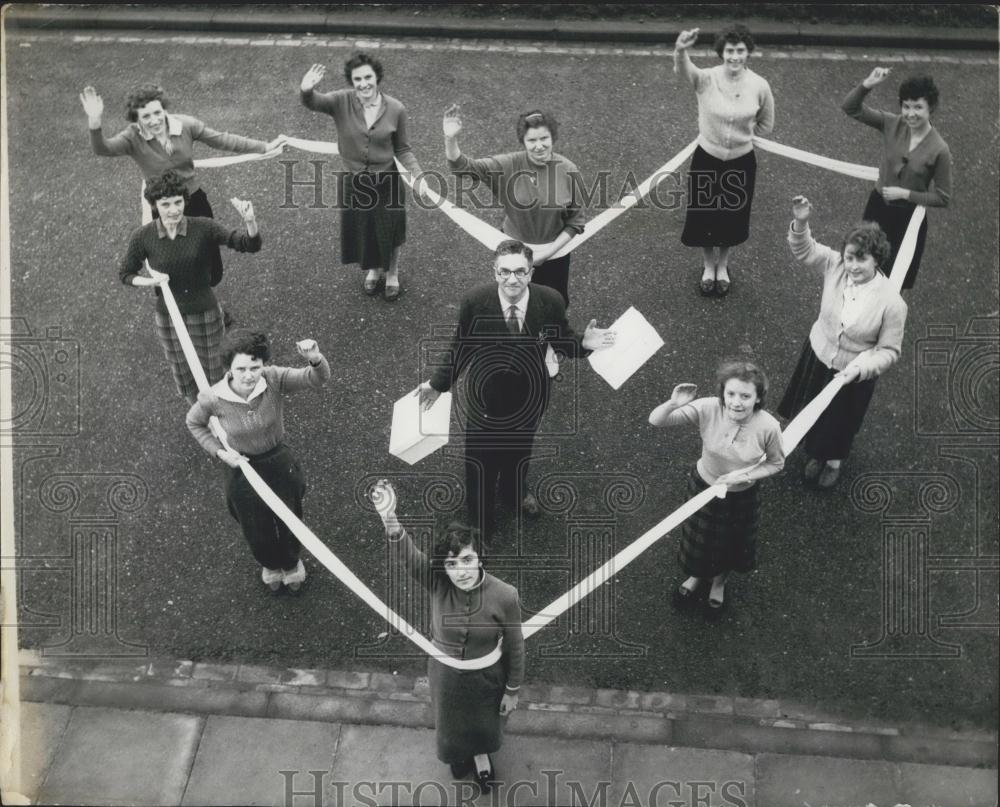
top-left (3, 3), bottom-right (996, 50)
top-left (13, 653), bottom-right (998, 806)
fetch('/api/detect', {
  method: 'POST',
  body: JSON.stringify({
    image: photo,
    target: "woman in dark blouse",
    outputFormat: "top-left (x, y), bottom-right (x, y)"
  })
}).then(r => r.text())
top-left (372, 480), bottom-right (523, 794)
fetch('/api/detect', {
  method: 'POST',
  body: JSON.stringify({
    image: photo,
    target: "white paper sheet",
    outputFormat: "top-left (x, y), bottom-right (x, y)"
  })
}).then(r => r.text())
top-left (389, 387), bottom-right (453, 465)
top-left (587, 306), bottom-right (664, 390)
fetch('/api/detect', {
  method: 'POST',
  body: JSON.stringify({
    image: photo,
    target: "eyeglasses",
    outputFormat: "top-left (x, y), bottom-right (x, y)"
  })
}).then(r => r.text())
top-left (497, 268), bottom-right (530, 279)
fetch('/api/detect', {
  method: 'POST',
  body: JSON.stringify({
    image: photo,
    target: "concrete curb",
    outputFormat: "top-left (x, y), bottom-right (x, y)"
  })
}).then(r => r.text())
top-left (4, 5), bottom-right (997, 50)
top-left (18, 653), bottom-right (998, 770)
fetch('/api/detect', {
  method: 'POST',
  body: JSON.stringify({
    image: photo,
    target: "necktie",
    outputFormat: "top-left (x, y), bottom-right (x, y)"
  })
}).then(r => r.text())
top-left (506, 305), bottom-right (520, 335)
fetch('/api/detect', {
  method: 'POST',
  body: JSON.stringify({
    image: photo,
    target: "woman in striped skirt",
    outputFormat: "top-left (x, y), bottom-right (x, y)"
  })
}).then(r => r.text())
top-left (649, 360), bottom-right (785, 612)
top-left (119, 170), bottom-right (261, 404)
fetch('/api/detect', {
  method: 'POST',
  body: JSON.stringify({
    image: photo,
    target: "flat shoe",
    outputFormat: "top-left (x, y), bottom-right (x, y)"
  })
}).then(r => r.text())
top-left (384, 282), bottom-right (400, 301)
top-left (698, 278), bottom-right (716, 296)
top-left (449, 759), bottom-right (473, 779)
top-left (363, 278), bottom-right (381, 296)
top-left (672, 583), bottom-right (699, 609)
top-left (817, 464), bottom-right (842, 489)
top-left (802, 458), bottom-right (824, 482)
top-left (715, 277), bottom-right (731, 296)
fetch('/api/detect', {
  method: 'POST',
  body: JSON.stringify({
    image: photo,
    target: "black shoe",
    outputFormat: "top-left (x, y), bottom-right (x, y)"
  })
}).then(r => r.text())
top-left (476, 755), bottom-right (495, 793)
top-left (449, 758), bottom-right (473, 779)
top-left (672, 580), bottom-right (700, 609)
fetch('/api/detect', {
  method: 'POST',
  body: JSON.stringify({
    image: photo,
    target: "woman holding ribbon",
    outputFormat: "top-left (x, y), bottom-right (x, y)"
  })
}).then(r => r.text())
top-left (372, 480), bottom-right (524, 793)
top-left (842, 68), bottom-right (952, 290)
top-left (443, 106), bottom-right (584, 307)
top-left (120, 171), bottom-right (261, 404)
top-left (778, 196), bottom-right (907, 489)
top-left (674, 24), bottom-right (775, 297)
top-left (186, 330), bottom-right (330, 593)
top-left (299, 53), bottom-right (426, 301)
top-left (82, 84), bottom-right (282, 323)
top-left (649, 360), bottom-right (784, 612)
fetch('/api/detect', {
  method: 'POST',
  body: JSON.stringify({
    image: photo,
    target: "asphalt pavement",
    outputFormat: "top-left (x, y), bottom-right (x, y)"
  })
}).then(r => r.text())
top-left (3, 5), bottom-right (999, 805)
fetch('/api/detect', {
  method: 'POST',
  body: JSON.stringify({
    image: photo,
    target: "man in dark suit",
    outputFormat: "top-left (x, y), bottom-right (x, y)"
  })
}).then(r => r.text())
top-left (419, 239), bottom-right (615, 543)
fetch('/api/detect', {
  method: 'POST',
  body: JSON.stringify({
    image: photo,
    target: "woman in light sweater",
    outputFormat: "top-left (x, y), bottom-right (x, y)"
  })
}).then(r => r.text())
top-left (674, 25), bottom-right (775, 297)
top-left (842, 69), bottom-right (952, 290)
top-left (649, 360), bottom-right (785, 612)
top-left (777, 196), bottom-right (907, 489)
top-left (186, 330), bottom-right (331, 593)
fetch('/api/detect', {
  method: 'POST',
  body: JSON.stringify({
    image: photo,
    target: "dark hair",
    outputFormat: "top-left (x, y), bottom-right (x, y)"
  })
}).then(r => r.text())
top-left (143, 170), bottom-right (188, 206)
top-left (125, 84), bottom-right (169, 122)
top-left (714, 24), bottom-right (755, 58)
top-left (343, 52), bottom-right (384, 85)
top-left (516, 109), bottom-right (559, 144)
top-left (842, 221), bottom-right (892, 272)
top-left (221, 329), bottom-right (271, 368)
top-left (430, 521), bottom-right (481, 580)
top-left (716, 359), bottom-right (768, 411)
top-left (494, 239), bottom-right (534, 266)
top-left (899, 75), bottom-right (939, 112)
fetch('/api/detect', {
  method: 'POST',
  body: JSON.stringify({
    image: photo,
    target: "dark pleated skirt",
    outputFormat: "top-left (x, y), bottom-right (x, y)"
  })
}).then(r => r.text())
top-left (681, 146), bottom-right (757, 248)
top-left (341, 170), bottom-right (406, 270)
top-left (862, 189), bottom-right (928, 290)
top-left (678, 466), bottom-right (760, 578)
top-left (777, 339), bottom-right (879, 461)
top-left (428, 655), bottom-right (506, 764)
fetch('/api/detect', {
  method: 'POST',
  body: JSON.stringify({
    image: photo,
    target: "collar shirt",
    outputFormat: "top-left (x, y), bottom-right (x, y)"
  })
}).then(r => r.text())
top-left (498, 287), bottom-right (530, 332)
top-left (154, 216), bottom-right (188, 238)
top-left (139, 113), bottom-right (184, 141)
top-left (211, 372), bottom-right (269, 404)
top-left (360, 93), bottom-right (384, 128)
top-left (840, 275), bottom-right (878, 330)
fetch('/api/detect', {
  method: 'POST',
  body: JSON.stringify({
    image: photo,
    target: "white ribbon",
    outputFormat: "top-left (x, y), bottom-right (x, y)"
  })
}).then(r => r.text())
top-left (887, 204), bottom-right (926, 293)
top-left (753, 136), bottom-right (879, 182)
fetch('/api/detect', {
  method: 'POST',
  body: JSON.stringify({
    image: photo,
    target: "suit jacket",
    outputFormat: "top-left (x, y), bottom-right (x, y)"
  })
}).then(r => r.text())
top-left (429, 283), bottom-right (588, 427)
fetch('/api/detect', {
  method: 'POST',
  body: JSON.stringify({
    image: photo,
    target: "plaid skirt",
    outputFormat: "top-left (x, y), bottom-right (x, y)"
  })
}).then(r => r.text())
top-left (681, 146), bottom-right (757, 248)
top-left (862, 189), bottom-right (928, 290)
top-left (341, 171), bottom-right (406, 270)
top-left (678, 466), bottom-right (760, 578)
top-left (777, 339), bottom-right (878, 461)
top-left (154, 305), bottom-right (225, 401)
top-left (428, 655), bottom-right (507, 763)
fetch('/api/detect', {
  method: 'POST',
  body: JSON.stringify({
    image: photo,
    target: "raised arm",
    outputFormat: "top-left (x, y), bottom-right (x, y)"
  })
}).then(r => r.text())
top-left (373, 480), bottom-right (432, 588)
top-left (648, 384), bottom-right (700, 427)
top-left (271, 343), bottom-right (332, 393)
top-left (673, 28), bottom-right (706, 88)
top-left (788, 196), bottom-right (842, 273)
top-left (842, 68), bottom-right (891, 131)
top-left (299, 64), bottom-right (341, 116)
top-left (81, 86), bottom-right (132, 157)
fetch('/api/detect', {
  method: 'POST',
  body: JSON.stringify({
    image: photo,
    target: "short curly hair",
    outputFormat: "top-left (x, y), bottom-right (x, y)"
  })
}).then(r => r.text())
top-left (714, 24), bottom-right (755, 58)
top-left (842, 221), bottom-right (892, 272)
top-left (143, 170), bottom-right (188, 207)
top-left (716, 359), bottom-right (768, 411)
top-left (221, 329), bottom-right (271, 368)
top-left (494, 239), bottom-right (534, 267)
top-left (899, 75), bottom-right (939, 112)
top-left (125, 84), bottom-right (169, 122)
top-left (516, 109), bottom-right (559, 144)
top-left (343, 52), bottom-right (384, 85)
top-left (429, 521), bottom-right (482, 583)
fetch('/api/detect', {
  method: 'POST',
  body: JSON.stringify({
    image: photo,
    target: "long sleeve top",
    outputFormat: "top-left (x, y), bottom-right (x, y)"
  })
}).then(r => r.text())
top-left (185, 358), bottom-right (332, 456)
top-left (841, 83), bottom-right (952, 208)
top-left (448, 151), bottom-right (586, 244)
top-left (120, 217), bottom-right (262, 316)
top-left (789, 222), bottom-right (907, 379)
top-left (677, 62), bottom-right (775, 161)
top-left (394, 528), bottom-right (525, 691)
top-left (661, 397), bottom-right (784, 490)
top-left (90, 113), bottom-right (269, 194)
top-left (299, 88), bottom-right (421, 176)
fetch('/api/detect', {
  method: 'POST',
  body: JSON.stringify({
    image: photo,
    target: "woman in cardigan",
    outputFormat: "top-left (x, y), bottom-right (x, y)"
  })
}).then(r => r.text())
top-left (299, 53), bottom-right (426, 301)
top-left (674, 25), bottom-right (775, 297)
top-left (778, 196), bottom-right (907, 489)
top-left (649, 360), bottom-right (785, 612)
top-left (372, 480), bottom-right (524, 793)
top-left (120, 171), bottom-right (261, 404)
top-left (842, 69), bottom-right (952, 290)
top-left (82, 84), bottom-right (283, 322)
top-left (443, 107), bottom-right (585, 308)
top-left (186, 330), bottom-right (331, 593)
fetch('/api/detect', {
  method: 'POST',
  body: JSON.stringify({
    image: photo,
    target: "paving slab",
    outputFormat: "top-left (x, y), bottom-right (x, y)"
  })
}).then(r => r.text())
top-left (609, 743), bottom-right (756, 807)
top-left (36, 707), bottom-right (203, 806)
top-left (897, 761), bottom-right (999, 807)
top-left (181, 715), bottom-right (342, 806)
top-left (754, 753), bottom-right (900, 806)
top-left (17, 702), bottom-right (73, 803)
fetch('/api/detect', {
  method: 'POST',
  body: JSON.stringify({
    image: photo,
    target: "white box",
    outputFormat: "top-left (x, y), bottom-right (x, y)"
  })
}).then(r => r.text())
top-left (389, 387), bottom-right (453, 465)
top-left (587, 306), bottom-right (664, 390)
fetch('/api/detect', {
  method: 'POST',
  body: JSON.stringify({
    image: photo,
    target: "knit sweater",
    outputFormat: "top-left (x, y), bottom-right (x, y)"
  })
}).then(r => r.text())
top-left (120, 217), bottom-right (261, 315)
top-left (661, 397), bottom-right (785, 490)
top-left (678, 63), bottom-right (775, 161)
top-left (789, 222), bottom-right (907, 379)
top-left (90, 113), bottom-right (269, 193)
top-left (299, 88), bottom-right (421, 176)
top-left (841, 83), bottom-right (952, 208)
top-left (186, 358), bottom-right (332, 457)
top-left (448, 151), bottom-right (586, 244)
